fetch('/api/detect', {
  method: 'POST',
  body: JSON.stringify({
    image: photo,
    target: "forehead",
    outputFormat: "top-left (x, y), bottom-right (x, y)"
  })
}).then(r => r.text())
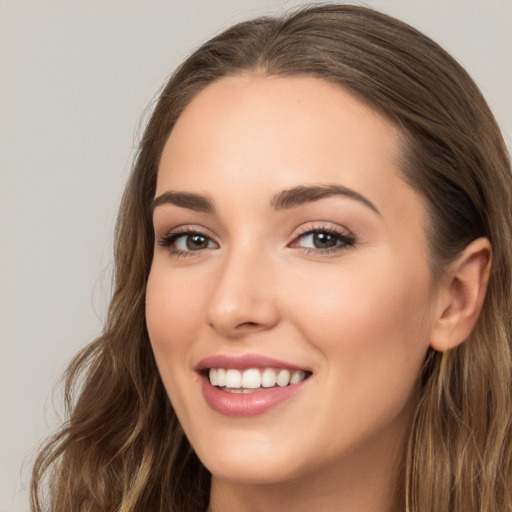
top-left (157, 74), bottom-right (420, 214)
top-left (160, 75), bottom-right (400, 186)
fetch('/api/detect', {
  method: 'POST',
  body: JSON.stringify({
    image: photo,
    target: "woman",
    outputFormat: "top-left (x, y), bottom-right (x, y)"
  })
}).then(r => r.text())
top-left (31, 4), bottom-right (512, 512)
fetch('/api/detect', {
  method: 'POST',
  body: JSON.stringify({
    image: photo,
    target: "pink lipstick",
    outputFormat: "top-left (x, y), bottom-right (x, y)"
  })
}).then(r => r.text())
top-left (196, 354), bottom-right (312, 416)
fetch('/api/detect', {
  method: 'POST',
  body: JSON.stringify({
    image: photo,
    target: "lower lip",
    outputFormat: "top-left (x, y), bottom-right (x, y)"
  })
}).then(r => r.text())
top-left (199, 374), bottom-right (308, 416)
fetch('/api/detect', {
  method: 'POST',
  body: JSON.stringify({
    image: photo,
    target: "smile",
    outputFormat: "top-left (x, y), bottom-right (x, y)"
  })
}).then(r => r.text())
top-left (209, 367), bottom-right (308, 392)
top-left (196, 355), bottom-right (312, 416)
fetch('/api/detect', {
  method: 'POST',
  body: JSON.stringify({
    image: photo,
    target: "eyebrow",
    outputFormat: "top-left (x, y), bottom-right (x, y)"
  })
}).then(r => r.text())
top-left (151, 183), bottom-right (380, 216)
top-left (271, 184), bottom-right (380, 215)
top-left (150, 191), bottom-right (215, 214)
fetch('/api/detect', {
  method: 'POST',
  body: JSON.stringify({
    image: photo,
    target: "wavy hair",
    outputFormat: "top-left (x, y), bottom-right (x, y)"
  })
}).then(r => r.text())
top-left (31, 4), bottom-right (512, 511)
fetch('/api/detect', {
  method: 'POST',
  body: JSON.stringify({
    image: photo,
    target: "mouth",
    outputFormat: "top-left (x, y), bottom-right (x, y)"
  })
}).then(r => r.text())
top-left (206, 367), bottom-right (311, 393)
top-left (196, 354), bottom-right (313, 416)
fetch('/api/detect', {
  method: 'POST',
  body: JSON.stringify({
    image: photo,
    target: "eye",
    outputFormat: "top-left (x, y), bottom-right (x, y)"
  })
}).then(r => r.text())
top-left (158, 228), bottom-right (218, 256)
top-left (290, 227), bottom-right (356, 253)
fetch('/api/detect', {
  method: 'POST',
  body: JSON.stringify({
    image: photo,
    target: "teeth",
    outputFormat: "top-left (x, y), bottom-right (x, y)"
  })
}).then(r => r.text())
top-left (217, 368), bottom-right (226, 387)
top-left (290, 370), bottom-right (306, 385)
top-left (208, 368), bottom-right (308, 389)
top-left (276, 369), bottom-right (291, 387)
top-left (241, 368), bottom-right (261, 389)
top-left (225, 368), bottom-right (242, 388)
top-left (261, 368), bottom-right (277, 388)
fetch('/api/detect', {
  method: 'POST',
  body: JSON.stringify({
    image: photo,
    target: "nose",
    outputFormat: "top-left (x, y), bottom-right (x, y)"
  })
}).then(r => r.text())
top-left (206, 248), bottom-right (280, 338)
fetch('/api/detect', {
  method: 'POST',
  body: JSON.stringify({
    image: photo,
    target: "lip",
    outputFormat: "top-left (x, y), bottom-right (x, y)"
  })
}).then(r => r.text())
top-left (199, 374), bottom-right (309, 416)
top-left (196, 353), bottom-right (312, 417)
top-left (195, 353), bottom-right (310, 372)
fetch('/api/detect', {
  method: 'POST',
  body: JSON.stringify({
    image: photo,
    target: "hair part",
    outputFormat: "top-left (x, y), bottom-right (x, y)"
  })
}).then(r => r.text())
top-left (32, 5), bottom-right (512, 511)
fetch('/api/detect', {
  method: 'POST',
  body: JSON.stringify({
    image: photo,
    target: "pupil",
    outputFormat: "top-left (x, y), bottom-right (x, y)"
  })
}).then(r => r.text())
top-left (313, 232), bottom-right (337, 249)
top-left (187, 235), bottom-right (208, 250)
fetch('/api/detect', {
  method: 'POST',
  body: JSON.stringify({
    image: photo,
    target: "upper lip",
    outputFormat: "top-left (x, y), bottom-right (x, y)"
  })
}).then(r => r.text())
top-left (195, 353), bottom-right (311, 372)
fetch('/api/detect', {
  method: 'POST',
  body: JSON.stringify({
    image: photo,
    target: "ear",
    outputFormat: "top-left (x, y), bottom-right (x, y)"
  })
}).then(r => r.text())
top-left (430, 237), bottom-right (492, 352)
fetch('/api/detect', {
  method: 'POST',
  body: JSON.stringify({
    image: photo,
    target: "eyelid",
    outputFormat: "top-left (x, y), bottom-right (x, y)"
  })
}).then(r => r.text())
top-left (156, 224), bottom-right (219, 256)
top-left (292, 222), bottom-right (355, 240)
top-left (157, 224), bottom-right (216, 241)
top-left (289, 223), bottom-right (357, 254)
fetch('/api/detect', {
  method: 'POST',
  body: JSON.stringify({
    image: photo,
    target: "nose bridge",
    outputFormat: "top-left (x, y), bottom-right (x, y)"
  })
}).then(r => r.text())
top-left (206, 241), bottom-right (278, 336)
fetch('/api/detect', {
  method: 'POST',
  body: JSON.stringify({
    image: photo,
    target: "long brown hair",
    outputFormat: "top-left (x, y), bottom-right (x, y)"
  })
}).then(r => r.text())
top-left (31, 5), bottom-right (512, 511)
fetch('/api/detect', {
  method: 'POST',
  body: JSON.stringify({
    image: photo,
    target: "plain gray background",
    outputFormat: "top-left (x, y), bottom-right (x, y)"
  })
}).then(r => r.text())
top-left (1, 1), bottom-right (511, 510)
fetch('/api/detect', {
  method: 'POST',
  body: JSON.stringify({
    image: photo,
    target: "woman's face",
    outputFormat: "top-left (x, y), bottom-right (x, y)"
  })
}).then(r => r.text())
top-left (146, 75), bottom-right (439, 485)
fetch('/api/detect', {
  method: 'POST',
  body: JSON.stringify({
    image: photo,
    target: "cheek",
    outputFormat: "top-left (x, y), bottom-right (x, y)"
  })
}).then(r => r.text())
top-left (288, 257), bottom-right (433, 394)
top-left (145, 267), bottom-right (204, 381)
top-left (285, 261), bottom-right (434, 451)
top-left (146, 262), bottom-right (204, 333)
top-left (294, 255), bottom-right (430, 329)
top-left (145, 266), bottom-right (212, 430)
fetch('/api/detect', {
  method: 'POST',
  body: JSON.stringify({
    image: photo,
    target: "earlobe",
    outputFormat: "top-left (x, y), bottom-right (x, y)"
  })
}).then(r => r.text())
top-left (430, 237), bottom-right (492, 352)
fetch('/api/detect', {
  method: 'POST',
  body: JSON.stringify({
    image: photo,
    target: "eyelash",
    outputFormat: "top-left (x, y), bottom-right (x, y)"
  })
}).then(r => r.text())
top-left (291, 225), bottom-right (356, 255)
top-left (157, 226), bottom-right (217, 258)
top-left (157, 225), bottom-right (356, 258)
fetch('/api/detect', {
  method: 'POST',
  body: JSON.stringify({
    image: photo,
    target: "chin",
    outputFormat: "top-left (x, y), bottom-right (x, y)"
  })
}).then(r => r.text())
top-left (192, 429), bottom-right (311, 485)
top-left (204, 457), bottom-right (303, 486)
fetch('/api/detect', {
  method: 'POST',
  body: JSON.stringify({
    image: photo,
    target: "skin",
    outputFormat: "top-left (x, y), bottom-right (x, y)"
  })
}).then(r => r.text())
top-left (145, 75), bottom-right (489, 512)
